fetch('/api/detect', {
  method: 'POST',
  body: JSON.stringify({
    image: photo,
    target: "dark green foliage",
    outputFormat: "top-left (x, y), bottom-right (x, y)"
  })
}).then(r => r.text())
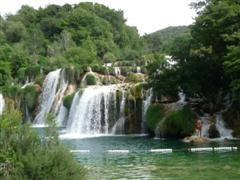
top-left (1, 85), bottom-right (22, 100)
top-left (147, 0), bottom-right (240, 111)
top-left (63, 93), bottom-right (75, 110)
top-left (91, 64), bottom-right (107, 74)
top-left (144, 26), bottom-right (190, 53)
top-left (147, 54), bottom-right (179, 101)
top-left (160, 107), bottom-right (196, 138)
top-left (146, 104), bottom-right (165, 132)
top-left (0, 2), bottom-right (145, 89)
top-left (22, 85), bottom-right (39, 112)
top-left (222, 102), bottom-right (240, 137)
top-left (0, 110), bottom-right (86, 179)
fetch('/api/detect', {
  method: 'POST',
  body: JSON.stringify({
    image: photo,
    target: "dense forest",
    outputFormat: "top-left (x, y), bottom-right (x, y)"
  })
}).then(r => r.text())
top-left (147, 0), bottom-right (240, 137)
top-left (0, 0), bottom-right (240, 179)
top-left (0, 2), bottom-right (146, 86)
top-left (143, 26), bottom-right (190, 53)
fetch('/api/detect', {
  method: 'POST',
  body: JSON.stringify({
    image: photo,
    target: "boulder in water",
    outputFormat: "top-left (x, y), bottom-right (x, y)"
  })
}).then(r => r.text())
top-left (208, 124), bottom-right (220, 138)
top-left (184, 136), bottom-right (209, 144)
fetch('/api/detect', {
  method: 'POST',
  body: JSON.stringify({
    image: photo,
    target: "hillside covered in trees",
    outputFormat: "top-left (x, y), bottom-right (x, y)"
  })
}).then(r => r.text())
top-left (143, 26), bottom-right (190, 53)
top-left (0, 2), bottom-right (147, 86)
top-left (1, 0), bottom-right (240, 179)
top-left (147, 0), bottom-right (240, 137)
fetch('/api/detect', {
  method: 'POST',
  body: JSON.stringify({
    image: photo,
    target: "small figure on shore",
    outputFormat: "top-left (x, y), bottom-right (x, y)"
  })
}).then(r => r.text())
top-left (196, 119), bottom-right (202, 137)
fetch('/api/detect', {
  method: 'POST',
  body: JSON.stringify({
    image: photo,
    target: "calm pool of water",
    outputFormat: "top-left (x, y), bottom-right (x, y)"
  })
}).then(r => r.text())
top-left (61, 136), bottom-right (240, 179)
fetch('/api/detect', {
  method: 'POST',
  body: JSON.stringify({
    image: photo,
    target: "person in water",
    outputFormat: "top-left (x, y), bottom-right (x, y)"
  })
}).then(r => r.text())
top-left (196, 119), bottom-right (202, 137)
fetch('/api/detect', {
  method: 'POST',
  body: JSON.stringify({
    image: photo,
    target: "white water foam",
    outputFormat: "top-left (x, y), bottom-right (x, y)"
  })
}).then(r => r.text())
top-left (34, 69), bottom-right (68, 125)
top-left (65, 85), bottom-right (118, 136)
top-left (0, 93), bottom-right (5, 115)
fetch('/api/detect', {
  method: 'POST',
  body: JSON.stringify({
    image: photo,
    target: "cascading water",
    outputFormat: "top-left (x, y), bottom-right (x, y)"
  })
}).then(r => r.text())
top-left (34, 69), bottom-right (67, 125)
top-left (21, 76), bottom-right (34, 89)
top-left (0, 93), bottom-right (5, 115)
top-left (200, 114), bottom-right (211, 137)
top-left (178, 92), bottom-right (186, 104)
top-left (111, 91), bottom-right (126, 134)
top-left (64, 85), bottom-right (118, 137)
top-left (216, 113), bottom-right (233, 139)
top-left (200, 113), bottom-right (233, 139)
top-left (142, 89), bottom-right (153, 133)
top-left (56, 104), bottom-right (68, 126)
top-left (136, 66), bottom-right (141, 73)
top-left (53, 73), bottom-right (68, 126)
top-left (114, 67), bottom-right (121, 76)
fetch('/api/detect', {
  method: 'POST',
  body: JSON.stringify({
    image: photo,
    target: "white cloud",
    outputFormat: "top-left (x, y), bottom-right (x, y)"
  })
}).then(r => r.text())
top-left (0, 0), bottom-right (196, 35)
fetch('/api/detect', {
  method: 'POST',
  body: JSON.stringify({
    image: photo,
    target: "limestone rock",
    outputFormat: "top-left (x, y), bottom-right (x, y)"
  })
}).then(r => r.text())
top-left (184, 136), bottom-right (209, 144)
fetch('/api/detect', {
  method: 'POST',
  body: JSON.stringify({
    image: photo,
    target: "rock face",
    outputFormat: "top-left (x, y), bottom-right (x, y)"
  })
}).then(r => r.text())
top-left (222, 102), bottom-right (240, 138)
top-left (208, 124), bottom-right (220, 138)
top-left (184, 136), bottom-right (209, 144)
top-left (65, 84), bottom-right (76, 96)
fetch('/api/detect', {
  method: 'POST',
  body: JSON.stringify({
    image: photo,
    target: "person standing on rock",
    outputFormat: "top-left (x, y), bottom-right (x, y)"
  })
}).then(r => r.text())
top-left (196, 119), bottom-right (202, 137)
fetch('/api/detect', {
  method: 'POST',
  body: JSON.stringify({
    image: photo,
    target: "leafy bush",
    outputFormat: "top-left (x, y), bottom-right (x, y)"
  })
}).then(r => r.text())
top-left (0, 110), bottom-right (86, 179)
top-left (91, 64), bottom-right (107, 75)
top-left (85, 74), bottom-right (97, 85)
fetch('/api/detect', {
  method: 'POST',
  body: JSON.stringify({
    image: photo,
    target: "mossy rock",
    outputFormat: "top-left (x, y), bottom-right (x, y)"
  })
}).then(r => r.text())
top-left (126, 73), bottom-right (145, 83)
top-left (85, 73), bottom-right (97, 85)
top-left (208, 124), bottom-right (220, 138)
top-left (101, 75), bottom-right (120, 85)
top-left (133, 83), bottom-right (144, 100)
top-left (63, 93), bottom-right (75, 110)
top-left (121, 67), bottom-right (134, 76)
top-left (160, 106), bottom-right (196, 138)
top-left (146, 104), bottom-right (165, 132)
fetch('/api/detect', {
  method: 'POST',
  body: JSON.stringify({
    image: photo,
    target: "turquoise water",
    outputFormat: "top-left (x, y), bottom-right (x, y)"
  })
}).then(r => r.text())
top-left (61, 136), bottom-right (240, 179)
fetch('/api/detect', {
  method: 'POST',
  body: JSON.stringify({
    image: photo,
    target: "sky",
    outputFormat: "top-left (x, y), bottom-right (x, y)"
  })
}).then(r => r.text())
top-left (0, 0), bottom-right (196, 35)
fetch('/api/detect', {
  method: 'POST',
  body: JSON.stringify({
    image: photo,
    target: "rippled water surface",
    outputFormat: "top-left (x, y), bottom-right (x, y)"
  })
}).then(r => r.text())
top-left (61, 136), bottom-right (240, 179)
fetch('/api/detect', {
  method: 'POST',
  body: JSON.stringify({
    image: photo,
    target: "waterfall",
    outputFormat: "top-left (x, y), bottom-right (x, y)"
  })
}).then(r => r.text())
top-left (200, 113), bottom-right (233, 139)
top-left (136, 66), bottom-right (141, 73)
top-left (114, 67), bottom-right (121, 76)
top-left (81, 69), bottom-right (100, 87)
top-left (177, 92), bottom-right (186, 104)
top-left (111, 91), bottom-right (126, 134)
top-left (216, 113), bottom-right (233, 139)
top-left (54, 72), bottom-right (68, 126)
top-left (200, 114), bottom-right (211, 137)
top-left (25, 104), bottom-right (31, 122)
top-left (65, 85), bottom-right (118, 136)
top-left (56, 104), bottom-right (68, 126)
top-left (0, 94), bottom-right (5, 115)
top-left (52, 72), bottom-right (68, 114)
top-left (142, 89), bottom-right (153, 133)
top-left (21, 76), bottom-right (34, 89)
top-left (34, 69), bottom-right (68, 125)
